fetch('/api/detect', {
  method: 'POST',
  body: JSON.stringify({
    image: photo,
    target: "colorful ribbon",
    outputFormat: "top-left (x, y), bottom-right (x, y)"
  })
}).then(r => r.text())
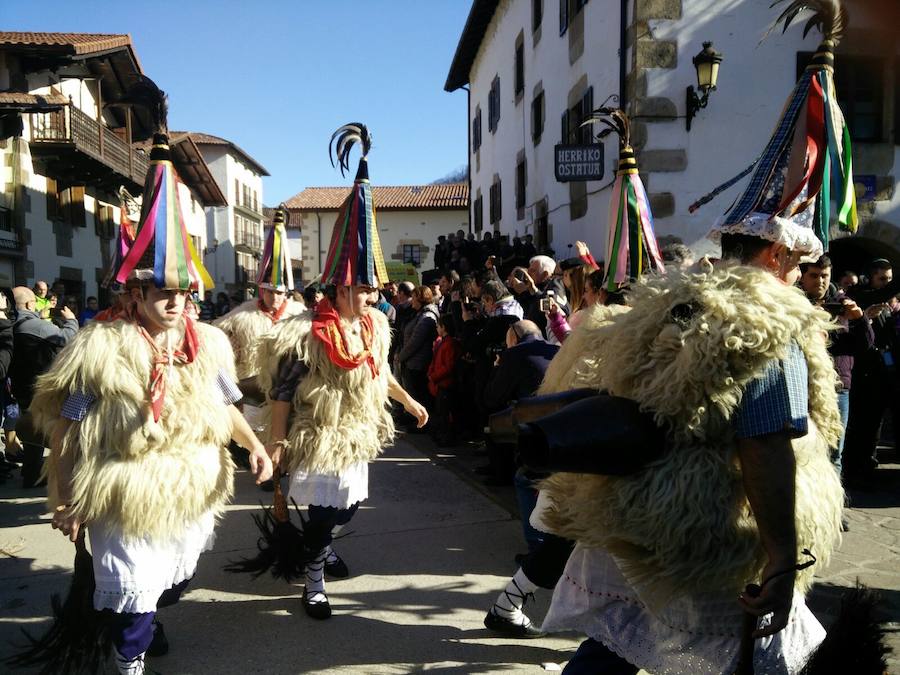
top-left (116, 152), bottom-right (213, 290)
top-left (605, 148), bottom-right (665, 291)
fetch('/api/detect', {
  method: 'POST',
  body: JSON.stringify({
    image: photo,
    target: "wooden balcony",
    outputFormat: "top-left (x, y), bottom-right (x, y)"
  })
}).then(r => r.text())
top-left (234, 227), bottom-right (262, 254)
top-left (29, 103), bottom-right (149, 190)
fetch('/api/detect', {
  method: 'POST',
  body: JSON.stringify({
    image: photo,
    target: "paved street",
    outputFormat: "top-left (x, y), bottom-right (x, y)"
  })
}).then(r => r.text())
top-left (1, 435), bottom-right (899, 673)
top-left (0, 439), bottom-right (580, 674)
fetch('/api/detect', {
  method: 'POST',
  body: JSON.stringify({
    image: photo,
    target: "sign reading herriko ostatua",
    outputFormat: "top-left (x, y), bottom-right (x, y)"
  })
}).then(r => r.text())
top-left (554, 144), bottom-right (604, 182)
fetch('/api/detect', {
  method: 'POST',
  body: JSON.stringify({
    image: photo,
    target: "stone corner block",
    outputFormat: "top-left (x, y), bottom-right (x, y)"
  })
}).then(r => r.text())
top-left (637, 149), bottom-right (687, 173)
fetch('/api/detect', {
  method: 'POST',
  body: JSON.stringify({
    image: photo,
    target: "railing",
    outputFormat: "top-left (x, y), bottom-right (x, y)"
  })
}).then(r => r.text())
top-left (234, 228), bottom-right (262, 252)
top-left (29, 104), bottom-right (149, 185)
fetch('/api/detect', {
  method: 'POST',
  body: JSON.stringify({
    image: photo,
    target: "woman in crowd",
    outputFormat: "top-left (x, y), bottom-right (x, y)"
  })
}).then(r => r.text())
top-left (398, 285), bottom-right (440, 417)
top-left (546, 261), bottom-right (595, 343)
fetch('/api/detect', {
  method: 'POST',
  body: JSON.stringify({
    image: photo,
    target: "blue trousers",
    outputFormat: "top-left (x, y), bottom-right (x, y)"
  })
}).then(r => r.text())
top-left (109, 577), bottom-right (190, 659)
top-left (563, 638), bottom-right (639, 674)
top-left (833, 389), bottom-right (850, 474)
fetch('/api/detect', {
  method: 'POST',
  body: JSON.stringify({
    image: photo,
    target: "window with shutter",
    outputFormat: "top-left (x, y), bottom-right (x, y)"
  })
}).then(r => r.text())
top-left (559, 0), bottom-right (568, 35)
top-left (474, 193), bottom-right (483, 232)
top-left (516, 158), bottom-right (527, 210)
top-left (491, 179), bottom-right (502, 224)
top-left (489, 77), bottom-right (501, 133)
top-left (46, 177), bottom-right (60, 221)
top-left (561, 109), bottom-right (569, 144)
top-left (533, 0), bottom-right (543, 32)
top-left (580, 86), bottom-right (594, 143)
top-left (532, 91), bottom-right (544, 144)
top-left (235, 179), bottom-right (240, 206)
top-left (515, 41), bottom-right (525, 98)
top-left (472, 106), bottom-right (482, 152)
top-left (70, 187), bottom-right (86, 227)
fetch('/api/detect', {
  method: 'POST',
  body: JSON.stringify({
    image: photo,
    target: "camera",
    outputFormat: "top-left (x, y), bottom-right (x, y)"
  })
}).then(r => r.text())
top-left (822, 301), bottom-right (845, 317)
top-left (487, 344), bottom-right (505, 359)
top-left (539, 291), bottom-right (556, 313)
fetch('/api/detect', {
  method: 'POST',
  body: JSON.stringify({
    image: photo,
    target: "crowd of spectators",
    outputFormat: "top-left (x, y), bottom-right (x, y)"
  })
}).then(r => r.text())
top-left (376, 231), bottom-right (617, 490)
top-left (371, 230), bottom-right (900, 505)
top-left (5, 239), bottom-right (900, 501)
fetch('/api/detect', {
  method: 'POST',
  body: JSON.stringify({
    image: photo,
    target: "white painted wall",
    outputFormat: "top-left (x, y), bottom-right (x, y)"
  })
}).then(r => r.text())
top-left (468, 0), bottom-right (622, 259)
top-left (197, 144), bottom-right (265, 288)
top-left (297, 207), bottom-right (468, 282)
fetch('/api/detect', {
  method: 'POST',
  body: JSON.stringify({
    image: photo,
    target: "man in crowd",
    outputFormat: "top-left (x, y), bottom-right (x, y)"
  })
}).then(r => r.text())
top-left (32, 280), bottom-right (50, 318)
top-left (390, 281), bottom-right (416, 375)
top-left (437, 270), bottom-right (459, 314)
top-left (798, 255), bottom-right (872, 492)
top-left (10, 286), bottom-right (78, 487)
top-left (509, 255), bottom-right (568, 341)
top-left (78, 296), bottom-right (99, 326)
top-left (481, 319), bottom-right (558, 481)
top-left (844, 258), bottom-right (900, 485)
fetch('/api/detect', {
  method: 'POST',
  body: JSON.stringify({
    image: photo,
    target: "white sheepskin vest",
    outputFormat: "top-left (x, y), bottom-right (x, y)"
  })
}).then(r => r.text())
top-left (32, 319), bottom-right (237, 542)
top-left (539, 264), bottom-right (844, 607)
top-left (257, 307), bottom-right (394, 475)
top-left (214, 298), bottom-right (304, 380)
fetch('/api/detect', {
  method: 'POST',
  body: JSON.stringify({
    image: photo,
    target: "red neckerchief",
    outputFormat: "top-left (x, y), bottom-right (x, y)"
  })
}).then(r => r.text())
top-left (311, 298), bottom-right (378, 377)
top-left (258, 297), bottom-right (289, 324)
top-left (125, 303), bottom-right (199, 422)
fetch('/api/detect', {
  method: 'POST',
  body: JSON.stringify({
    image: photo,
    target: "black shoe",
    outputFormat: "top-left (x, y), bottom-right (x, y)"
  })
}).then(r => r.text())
top-left (841, 517), bottom-right (850, 532)
top-left (302, 588), bottom-right (332, 620)
top-left (514, 552), bottom-right (529, 567)
top-left (146, 618), bottom-right (169, 657)
top-left (325, 554), bottom-right (349, 579)
top-left (483, 609), bottom-right (544, 638)
top-left (21, 444), bottom-right (45, 488)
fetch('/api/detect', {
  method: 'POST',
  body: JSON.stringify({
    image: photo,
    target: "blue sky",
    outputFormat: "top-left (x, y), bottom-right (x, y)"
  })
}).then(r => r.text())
top-left (6, 0), bottom-right (471, 203)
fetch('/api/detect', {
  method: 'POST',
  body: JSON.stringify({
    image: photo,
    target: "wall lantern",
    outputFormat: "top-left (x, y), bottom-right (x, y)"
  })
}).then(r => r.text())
top-left (686, 41), bottom-right (723, 132)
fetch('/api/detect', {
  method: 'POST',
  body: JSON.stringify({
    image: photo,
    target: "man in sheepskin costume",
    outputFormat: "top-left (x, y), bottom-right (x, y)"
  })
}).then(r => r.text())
top-left (537, 3), bottom-right (856, 672)
top-left (258, 123), bottom-right (428, 620)
top-left (214, 206), bottom-right (304, 388)
top-left (31, 119), bottom-right (273, 674)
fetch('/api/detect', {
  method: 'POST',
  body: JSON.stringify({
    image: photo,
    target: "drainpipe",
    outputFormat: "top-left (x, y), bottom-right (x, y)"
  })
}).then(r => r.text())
top-left (462, 85), bottom-right (472, 236)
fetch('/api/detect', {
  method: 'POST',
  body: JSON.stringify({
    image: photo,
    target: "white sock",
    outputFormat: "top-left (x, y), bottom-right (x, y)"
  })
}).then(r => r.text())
top-left (115, 650), bottom-right (145, 675)
top-left (326, 524), bottom-right (344, 564)
top-left (492, 568), bottom-right (538, 626)
top-left (305, 548), bottom-right (328, 603)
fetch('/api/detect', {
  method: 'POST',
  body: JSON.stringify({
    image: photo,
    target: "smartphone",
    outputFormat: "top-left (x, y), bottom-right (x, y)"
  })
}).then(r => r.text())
top-left (513, 269), bottom-right (525, 282)
top-left (822, 302), bottom-right (844, 316)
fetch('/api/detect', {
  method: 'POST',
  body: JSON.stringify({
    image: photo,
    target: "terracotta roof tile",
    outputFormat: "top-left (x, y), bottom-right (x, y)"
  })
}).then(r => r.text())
top-left (284, 184), bottom-right (469, 211)
top-left (0, 32), bottom-right (133, 56)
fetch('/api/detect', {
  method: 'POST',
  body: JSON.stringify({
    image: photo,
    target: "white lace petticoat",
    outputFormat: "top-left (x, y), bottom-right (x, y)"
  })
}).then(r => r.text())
top-left (288, 461), bottom-right (368, 509)
top-left (88, 511), bottom-right (217, 614)
top-left (541, 545), bottom-right (825, 675)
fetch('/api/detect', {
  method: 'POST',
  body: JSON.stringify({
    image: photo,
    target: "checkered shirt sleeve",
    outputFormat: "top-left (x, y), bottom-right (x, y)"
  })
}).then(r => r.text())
top-left (269, 356), bottom-right (310, 402)
top-left (61, 369), bottom-right (242, 420)
top-left (217, 370), bottom-right (243, 406)
top-left (60, 391), bottom-right (96, 421)
top-left (734, 341), bottom-right (809, 439)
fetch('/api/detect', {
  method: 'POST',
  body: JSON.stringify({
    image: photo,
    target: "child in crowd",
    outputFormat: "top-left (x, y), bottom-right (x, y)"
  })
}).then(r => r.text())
top-left (428, 314), bottom-right (461, 446)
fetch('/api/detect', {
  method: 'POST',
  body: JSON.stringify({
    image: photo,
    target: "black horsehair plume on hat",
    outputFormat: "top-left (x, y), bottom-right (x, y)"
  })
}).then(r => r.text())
top-left (768, 0), bottom-right (846, 44)
top-left (118, 74), bottom-right (168, 134)
top-left (580, 106), bottom-right (631, 148)
top-left (329, 123), bottom-right (372, 177)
